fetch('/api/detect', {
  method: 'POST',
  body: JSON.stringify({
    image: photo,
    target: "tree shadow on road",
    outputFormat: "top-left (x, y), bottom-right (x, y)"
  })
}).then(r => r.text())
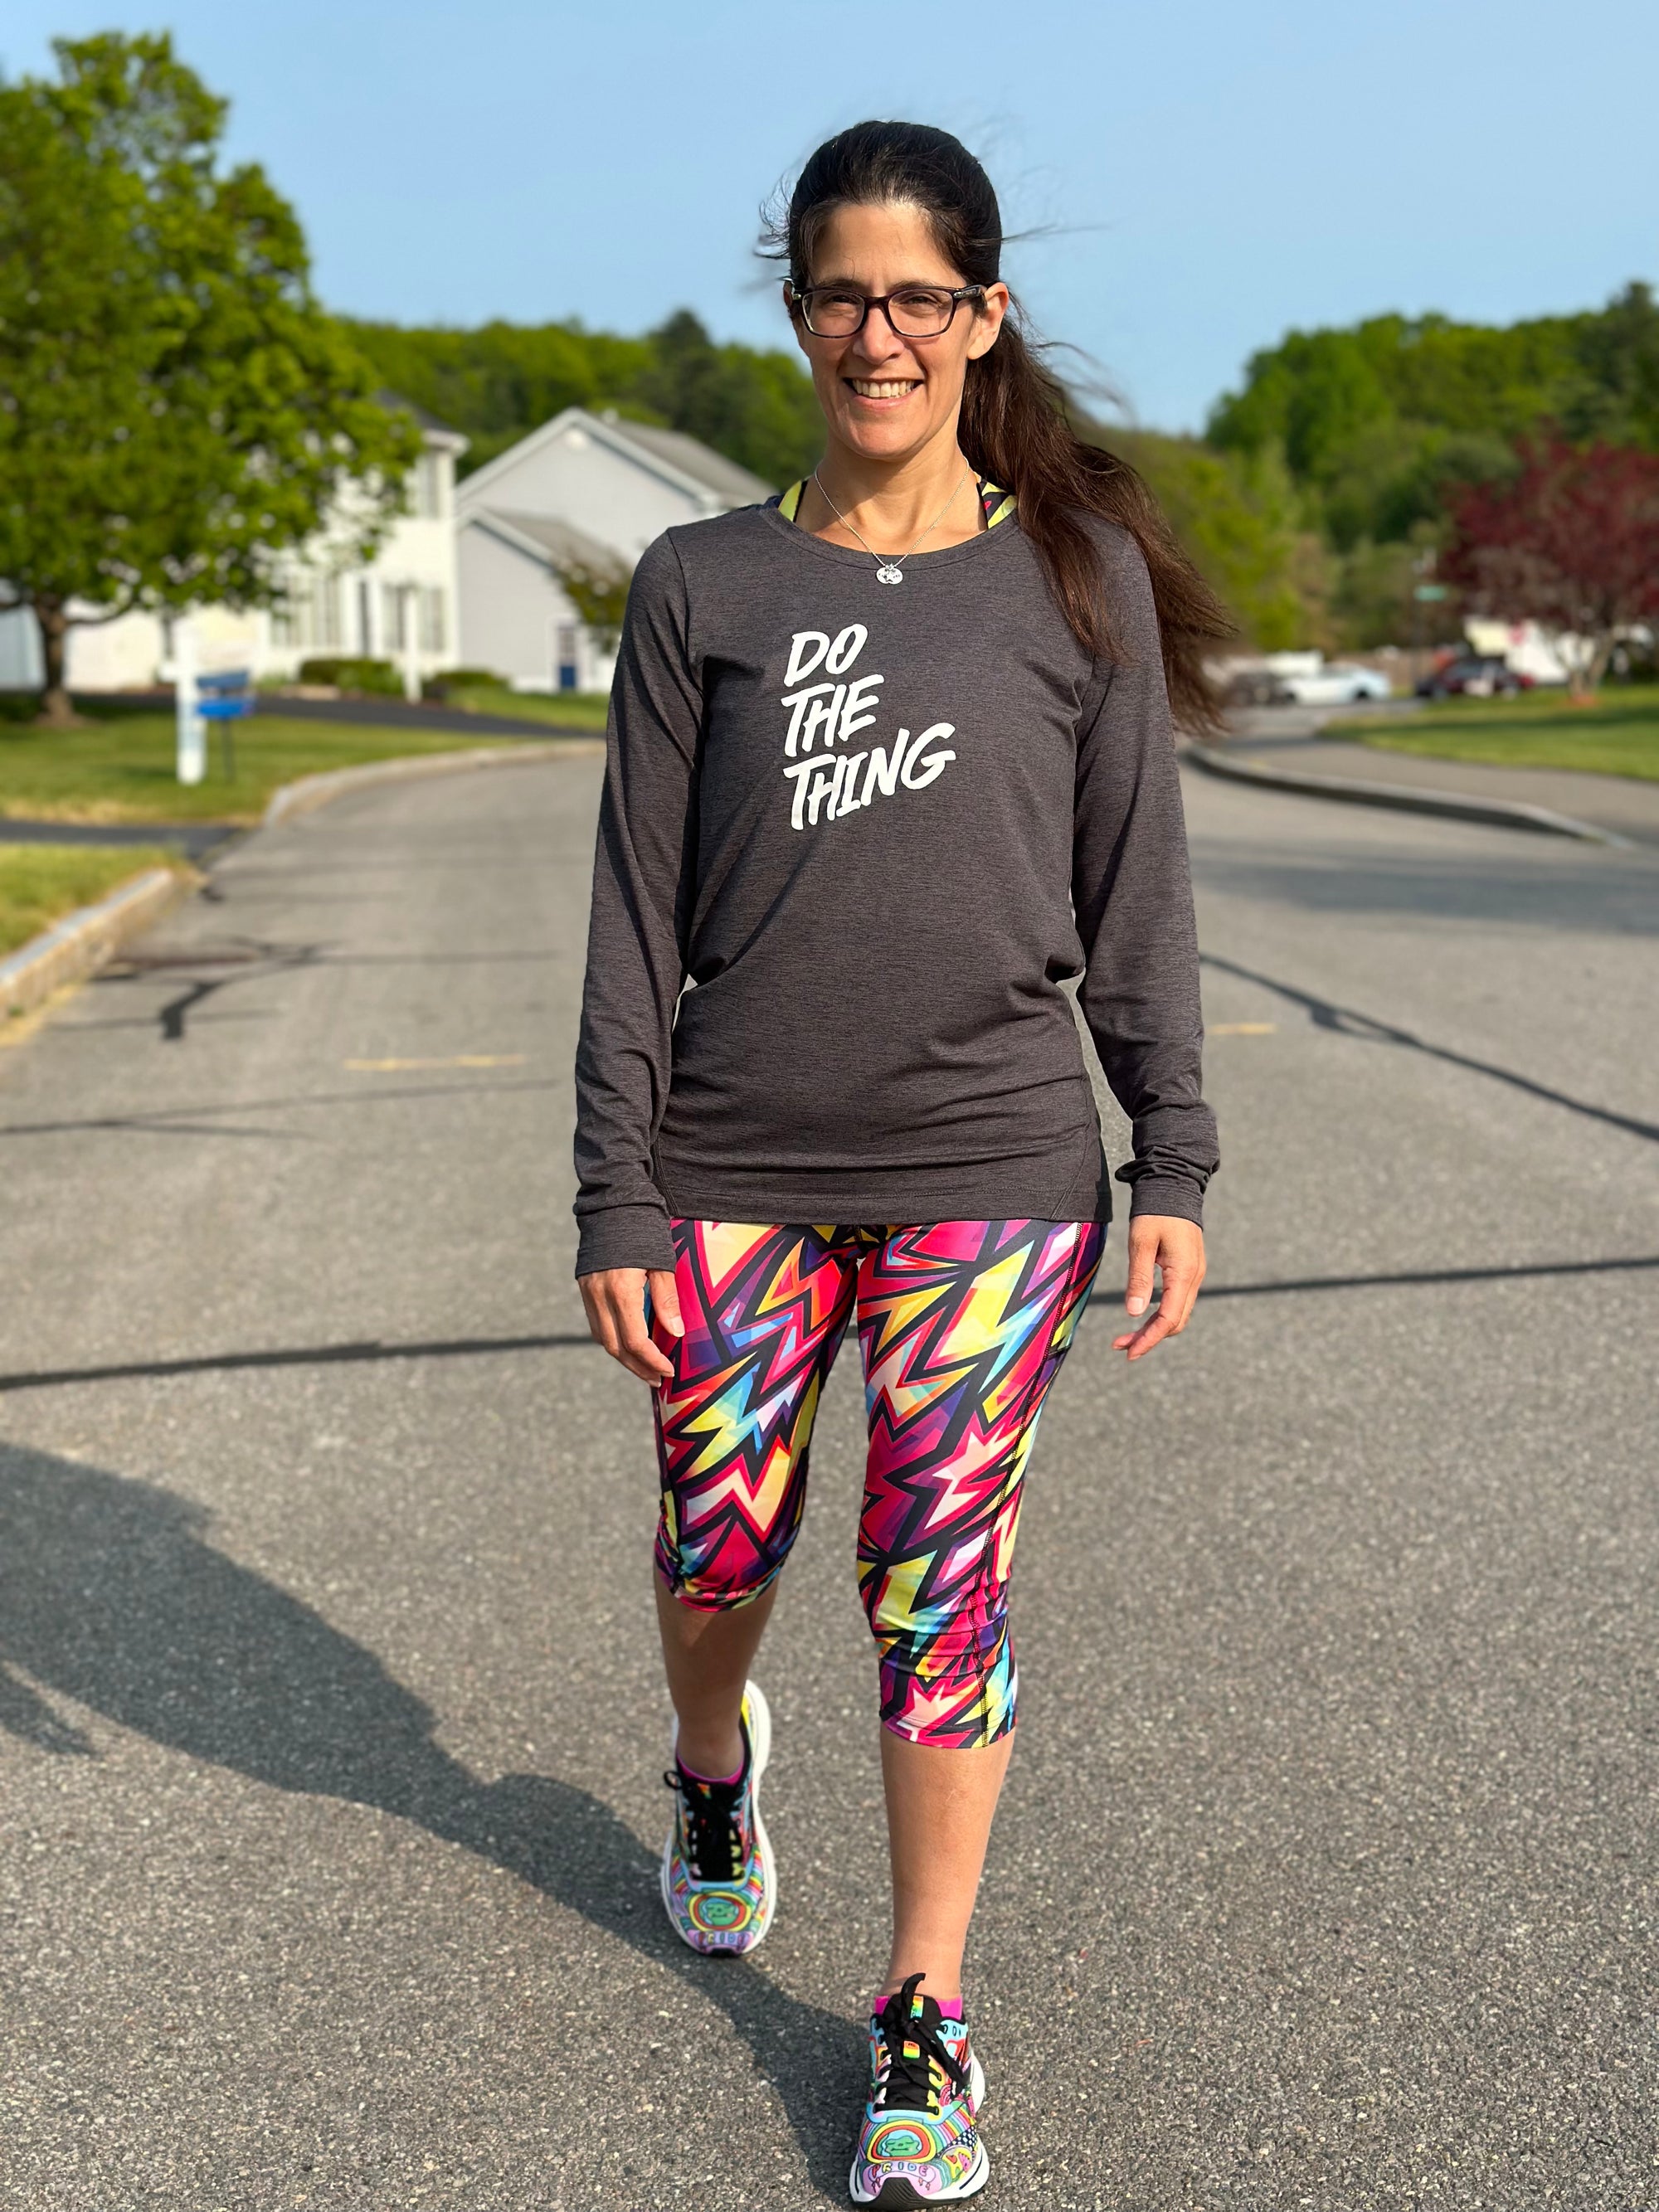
top-left (0, 1443), bottom-right (864, 2197)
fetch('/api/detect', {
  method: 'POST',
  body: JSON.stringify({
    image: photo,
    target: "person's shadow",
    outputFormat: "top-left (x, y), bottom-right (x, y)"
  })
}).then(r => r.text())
top-left (0, 1441), bottom-right (864, 2192)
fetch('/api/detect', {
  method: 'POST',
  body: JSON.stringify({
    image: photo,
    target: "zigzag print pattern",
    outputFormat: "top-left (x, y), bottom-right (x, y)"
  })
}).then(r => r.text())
top-left (653, 1219), bottom-right (1104, 1750)
top-left (855, 1221), bottom-right (1104, 1747)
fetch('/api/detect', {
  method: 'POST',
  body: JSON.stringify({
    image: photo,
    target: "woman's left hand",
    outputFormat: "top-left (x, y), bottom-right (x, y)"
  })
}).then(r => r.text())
top-left (1112, 1214), bottom-right (1205, 1360)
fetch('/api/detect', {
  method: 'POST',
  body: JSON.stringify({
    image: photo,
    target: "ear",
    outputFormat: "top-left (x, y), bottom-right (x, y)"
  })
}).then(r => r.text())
top-left (966, 283), bottom-right (1011, 362)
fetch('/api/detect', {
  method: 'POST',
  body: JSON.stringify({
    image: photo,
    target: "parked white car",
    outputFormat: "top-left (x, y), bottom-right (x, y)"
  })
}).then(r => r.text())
top-left (1276, 663), bottom-right (1392, 706)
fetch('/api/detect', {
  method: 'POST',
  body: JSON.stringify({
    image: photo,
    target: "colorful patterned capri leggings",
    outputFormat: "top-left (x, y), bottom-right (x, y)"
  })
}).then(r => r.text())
top-left (653, 1218), bottom-right (1106, 1751)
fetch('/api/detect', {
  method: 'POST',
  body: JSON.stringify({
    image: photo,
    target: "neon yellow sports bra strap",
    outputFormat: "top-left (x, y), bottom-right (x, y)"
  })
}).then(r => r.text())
top-left (776, 476), bottom-right (1013, 527)
top-left (980, 478), bottom-right (1016, 528)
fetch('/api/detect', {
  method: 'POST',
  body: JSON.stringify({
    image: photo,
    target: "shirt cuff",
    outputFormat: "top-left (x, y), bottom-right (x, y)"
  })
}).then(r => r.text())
top-left (1122, 1174), bottom-right (1205, 1228)
top-left (574, 1201), bottom-right (677, 1277)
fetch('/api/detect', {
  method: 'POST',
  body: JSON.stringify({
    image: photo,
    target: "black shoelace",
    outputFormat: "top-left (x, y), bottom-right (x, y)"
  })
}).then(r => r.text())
top-left (873, 1974), bottom-right (970, 2114)
top-left (664, 1763), bottom-right (744, 1884)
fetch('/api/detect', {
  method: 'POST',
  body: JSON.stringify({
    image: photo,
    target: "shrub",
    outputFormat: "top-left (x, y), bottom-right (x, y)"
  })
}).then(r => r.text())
top-left (421, 667), bottom-right (504, 699)
top-left (296, 656), bottom-right (402, 695)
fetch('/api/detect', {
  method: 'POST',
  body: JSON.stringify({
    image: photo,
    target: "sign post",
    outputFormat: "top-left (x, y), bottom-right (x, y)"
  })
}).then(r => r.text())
top-left (175, 618), bottom-right (206, 785)
top-left (197, 669), bottom-right (253, 781)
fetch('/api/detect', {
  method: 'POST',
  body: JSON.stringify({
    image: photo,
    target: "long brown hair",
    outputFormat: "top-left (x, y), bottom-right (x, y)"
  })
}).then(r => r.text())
top-left (767, 120), bottom-right (1233, 732)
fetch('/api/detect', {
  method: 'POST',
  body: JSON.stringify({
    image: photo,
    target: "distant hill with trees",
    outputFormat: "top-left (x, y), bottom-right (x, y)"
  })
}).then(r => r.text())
top-left (1206, 284), bottom-right (1659, 644)
top-left (343, 309), bottom-right (824, 489)
top-left (350, 284), bottom-right (1659, 652)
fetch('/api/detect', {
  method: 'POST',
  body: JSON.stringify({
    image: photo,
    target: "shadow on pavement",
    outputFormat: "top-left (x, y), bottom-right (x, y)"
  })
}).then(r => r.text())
top-left (4, 1252), bottom-right (1658, 1397)
top-left (1202, 950), bottom-right (1659, 1144)
top-left (0, 1445), bottom-right (864, 2195)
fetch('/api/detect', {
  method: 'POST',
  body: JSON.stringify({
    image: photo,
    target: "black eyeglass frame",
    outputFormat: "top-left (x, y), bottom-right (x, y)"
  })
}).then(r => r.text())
top-left (785, 281), bottom-right (989, 339)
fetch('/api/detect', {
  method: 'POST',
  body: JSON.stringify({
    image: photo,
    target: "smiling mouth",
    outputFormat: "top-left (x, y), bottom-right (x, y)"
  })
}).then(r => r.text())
top-left (847, 378), bottom-right (919, 400)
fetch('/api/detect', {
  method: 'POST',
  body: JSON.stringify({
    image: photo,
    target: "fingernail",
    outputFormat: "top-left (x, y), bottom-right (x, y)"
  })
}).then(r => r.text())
top-left (1126, 1296), bottom-right (1146, 1315)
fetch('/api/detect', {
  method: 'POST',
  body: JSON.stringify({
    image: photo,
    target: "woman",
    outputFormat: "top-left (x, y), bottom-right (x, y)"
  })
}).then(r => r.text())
top-left (575, 120), bottom-right (1224, 2207)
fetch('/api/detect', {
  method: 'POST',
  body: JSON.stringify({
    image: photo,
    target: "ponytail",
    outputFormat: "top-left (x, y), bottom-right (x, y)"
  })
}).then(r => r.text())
top-left (768, 121), bottom-right (1233, 732)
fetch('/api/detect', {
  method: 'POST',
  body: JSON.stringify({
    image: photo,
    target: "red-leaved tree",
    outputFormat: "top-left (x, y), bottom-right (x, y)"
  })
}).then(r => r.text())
top-left (1442, 436), bottom-right (1659, 694)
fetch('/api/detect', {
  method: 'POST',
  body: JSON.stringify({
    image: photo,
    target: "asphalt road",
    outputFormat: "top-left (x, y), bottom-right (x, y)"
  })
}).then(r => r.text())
top-left (2, 755), bottom-right (1655, 2210)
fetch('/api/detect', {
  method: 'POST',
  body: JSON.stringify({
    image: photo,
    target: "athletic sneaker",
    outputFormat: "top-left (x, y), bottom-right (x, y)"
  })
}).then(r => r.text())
top-left (849, 1972), bottom-right (988, 2205)
top-left (659, 1680), bottom-right (775, 1955)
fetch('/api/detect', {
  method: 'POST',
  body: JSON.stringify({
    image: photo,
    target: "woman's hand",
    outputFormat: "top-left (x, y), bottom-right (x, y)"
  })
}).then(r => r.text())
top-left (1112, 1215), bottom-right (1205, 1361)
top-left (580, 1266), bottom-right (684, 1386)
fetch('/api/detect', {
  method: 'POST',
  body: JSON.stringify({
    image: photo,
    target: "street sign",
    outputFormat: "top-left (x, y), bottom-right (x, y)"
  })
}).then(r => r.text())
top-left (195, 669), bottom-right (252, 780)
top-left (1413, 583), bottom-right (1449, 601)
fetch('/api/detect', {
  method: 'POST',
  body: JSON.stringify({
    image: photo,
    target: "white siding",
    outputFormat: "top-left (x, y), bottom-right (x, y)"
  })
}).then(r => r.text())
top-left (459, 520), bottom-right (577, 688)
top-left (459, 419), bottom-right (718, 565)
top-left (0, 606), bottom-right (43, 689)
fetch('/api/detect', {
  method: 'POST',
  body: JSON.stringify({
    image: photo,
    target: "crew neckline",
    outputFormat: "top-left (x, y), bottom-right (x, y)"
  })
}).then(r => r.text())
top-left (758, 498), bottom-right (1024, 575)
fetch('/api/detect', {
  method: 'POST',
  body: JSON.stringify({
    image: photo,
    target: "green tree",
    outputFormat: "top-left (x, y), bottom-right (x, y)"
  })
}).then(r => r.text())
top-left (1206, 289), bottom-right (1659, 554)
top-left (1103, 428), bottom-right (1322, 649)
top-left (0, 33), bottom-right (419, 724)
top-left (347, 308), bottom-right (825, 489)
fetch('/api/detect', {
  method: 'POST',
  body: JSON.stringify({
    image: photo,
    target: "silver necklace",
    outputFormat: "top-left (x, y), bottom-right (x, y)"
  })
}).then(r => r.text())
top-left (810, 464), bottom-right (971, 584)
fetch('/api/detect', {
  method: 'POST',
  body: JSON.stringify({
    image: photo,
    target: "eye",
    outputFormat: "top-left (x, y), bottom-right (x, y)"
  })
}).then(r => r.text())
top-left (888, 289), bottom-right (960, 334)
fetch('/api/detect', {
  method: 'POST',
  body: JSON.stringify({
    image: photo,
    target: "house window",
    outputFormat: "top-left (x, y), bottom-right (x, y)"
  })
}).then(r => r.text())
top-left (419, 586), bottom-right (446, 653)
top-left (358, 577), bottom-right (374, 655)
top-left (382, 582), bottom-right (406, 650)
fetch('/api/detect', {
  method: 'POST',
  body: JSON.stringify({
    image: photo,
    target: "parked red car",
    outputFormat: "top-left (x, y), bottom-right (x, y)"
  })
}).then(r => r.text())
top-left (1415, 654), bottom-right (1533, 698)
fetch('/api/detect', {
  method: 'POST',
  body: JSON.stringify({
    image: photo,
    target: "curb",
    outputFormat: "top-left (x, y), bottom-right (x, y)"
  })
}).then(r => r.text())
top-left (0, 866), bottom-right (188, 1023)
top-left (1182, 741), bottom-right (1626, 847)
top-left (2, 741), bottom-right (598, 1033)
top-left (263, 740), bottom-right (596, 828)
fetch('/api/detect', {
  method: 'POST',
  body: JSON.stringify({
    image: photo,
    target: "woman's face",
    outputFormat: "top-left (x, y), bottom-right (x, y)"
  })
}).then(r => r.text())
top-left (790, 200), bottom-right (1008, 468)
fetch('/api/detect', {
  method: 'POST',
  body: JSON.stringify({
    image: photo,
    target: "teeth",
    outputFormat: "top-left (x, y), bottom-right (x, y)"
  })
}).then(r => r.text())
top-left (850, 380), bottom-right (916, 398)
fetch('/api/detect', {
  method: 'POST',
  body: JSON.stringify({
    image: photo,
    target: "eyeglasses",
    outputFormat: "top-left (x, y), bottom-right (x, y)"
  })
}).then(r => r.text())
top-left (788, 283), bottom-right (986, 339)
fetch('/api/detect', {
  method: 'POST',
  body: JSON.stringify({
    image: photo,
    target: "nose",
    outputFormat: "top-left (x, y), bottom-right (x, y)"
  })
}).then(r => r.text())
top-left (849, 304), bottom-right (912, 372)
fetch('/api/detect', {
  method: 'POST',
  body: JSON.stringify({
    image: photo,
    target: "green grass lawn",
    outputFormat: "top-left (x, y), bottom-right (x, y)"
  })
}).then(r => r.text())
top-left (0, 706), bottom-right (527, 824)
top-left (442, 683), bottom-right (609, 730)
top-left (0, 844), bottom-right (180, 959)
top-left (1330, 688), bottom-right (1659, 781)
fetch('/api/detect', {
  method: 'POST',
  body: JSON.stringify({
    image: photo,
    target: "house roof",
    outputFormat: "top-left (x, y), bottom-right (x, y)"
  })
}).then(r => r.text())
top-left (455, 404), bottom-right (773, 514)
top-left (592, 415), bottom-right (774, 505)
top-left (478, 508), bottom-right (625, 575)
top-left (377, 389), bottom-right (469, 450)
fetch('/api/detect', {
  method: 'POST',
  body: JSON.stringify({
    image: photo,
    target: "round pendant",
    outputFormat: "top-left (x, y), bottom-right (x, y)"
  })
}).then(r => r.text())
top-left (875, 563), bottom-right (903, 585)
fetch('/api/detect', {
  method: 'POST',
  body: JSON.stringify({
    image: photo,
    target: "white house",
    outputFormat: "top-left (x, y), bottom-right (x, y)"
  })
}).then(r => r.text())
top-left (456, 406), bottom-right (773, 693)
top-left (0, 397), bottom-right (467, 695)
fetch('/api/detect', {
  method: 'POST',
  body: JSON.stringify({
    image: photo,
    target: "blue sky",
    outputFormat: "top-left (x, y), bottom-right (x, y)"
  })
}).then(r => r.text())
top-left (6, 0), bottom-right (1657, 430)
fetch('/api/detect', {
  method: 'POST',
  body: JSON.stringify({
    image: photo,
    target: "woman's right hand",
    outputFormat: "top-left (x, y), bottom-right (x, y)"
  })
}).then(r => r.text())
top-left (579, 1266), bottom-right (684, 1386)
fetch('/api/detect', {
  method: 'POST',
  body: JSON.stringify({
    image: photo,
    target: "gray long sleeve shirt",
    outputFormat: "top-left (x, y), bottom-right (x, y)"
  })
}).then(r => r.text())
top-left (572, 501), bottom-right (1218, 1276)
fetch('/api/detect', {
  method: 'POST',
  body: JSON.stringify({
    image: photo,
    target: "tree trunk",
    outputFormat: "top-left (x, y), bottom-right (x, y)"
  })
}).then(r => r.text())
top-left (32, 597), bottom-right (85, 728)
top-left (1563, 630), bottom-right (1613, 701)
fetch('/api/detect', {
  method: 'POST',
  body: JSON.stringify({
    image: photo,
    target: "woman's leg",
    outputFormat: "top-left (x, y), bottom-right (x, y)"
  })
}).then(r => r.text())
top-left (653, 1218), bottom-right (859, 1766)
top-left (855, 1218), bottom-right (1106, 2001)
top-left (656, 1574), bottom-right (779, 1777)
top-left (880, 1729), bottom-right (1013, 2001)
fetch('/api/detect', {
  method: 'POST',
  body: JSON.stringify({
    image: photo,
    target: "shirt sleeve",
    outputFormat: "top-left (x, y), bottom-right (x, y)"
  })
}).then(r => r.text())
top-left (572, 532), bottom-right (701, 1276)
top-left (1072, 530), bottom-right (1219, 1226)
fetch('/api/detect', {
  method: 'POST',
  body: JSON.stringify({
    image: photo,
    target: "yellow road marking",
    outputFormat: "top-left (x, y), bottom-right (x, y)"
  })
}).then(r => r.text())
top-left (344, 1053), bottom-right (528, 1072)
top-left (1207, 1023), bottom-right (1277, 1036)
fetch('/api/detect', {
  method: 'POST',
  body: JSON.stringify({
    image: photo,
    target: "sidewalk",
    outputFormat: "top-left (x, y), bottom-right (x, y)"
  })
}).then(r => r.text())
top-left (1223, 707), bottom-right (1659, 846)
